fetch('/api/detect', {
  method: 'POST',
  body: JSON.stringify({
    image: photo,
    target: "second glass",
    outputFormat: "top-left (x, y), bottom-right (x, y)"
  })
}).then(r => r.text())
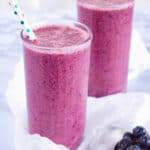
top-left (78, 0), bottom-right (134, 97)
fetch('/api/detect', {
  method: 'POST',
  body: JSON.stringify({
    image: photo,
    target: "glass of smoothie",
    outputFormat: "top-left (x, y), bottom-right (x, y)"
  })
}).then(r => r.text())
top-left (77, 0), bottom-right (134, 97)
top-left (21, 20), bottom-right (92, 150)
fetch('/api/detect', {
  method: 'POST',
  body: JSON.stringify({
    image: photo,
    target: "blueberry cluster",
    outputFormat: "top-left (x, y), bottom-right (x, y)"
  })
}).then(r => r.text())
top-left (114, 126), bottom-right (150, 150)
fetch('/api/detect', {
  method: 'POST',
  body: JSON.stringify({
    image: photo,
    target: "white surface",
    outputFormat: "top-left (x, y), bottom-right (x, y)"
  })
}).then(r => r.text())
top-left (79, 93), bottom-right (150, 150)
top-left (7, 78), bottom-right (150, 150)
top-left (6, 30), bottom-right (150, 150)
top-left (129, 30), bottom-right (150, 80)
top-left (0, 109), bottom-right (14, 150)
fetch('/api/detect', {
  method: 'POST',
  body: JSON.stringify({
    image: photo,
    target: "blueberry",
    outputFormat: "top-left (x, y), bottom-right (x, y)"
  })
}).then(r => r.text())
top-left (127, 145), bottom-right (141, 150)
top-left (114, 143), bottom-right (120, 150)
top-left (146, 138), bottom-right (150, 147)
top-left (123, 132), bottom-right (133, 141)
top-left (114, 138), bottom-right (132, 149)
top-left (114, 127), bottom-right (150, 150)
top-left (139, 135), bottom-right (148, 146)
top-left (133, 126), bottom-right (147, 137)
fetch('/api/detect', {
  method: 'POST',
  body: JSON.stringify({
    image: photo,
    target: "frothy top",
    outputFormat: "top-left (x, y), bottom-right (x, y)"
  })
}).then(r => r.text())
top-left (78, 0), bottom-right (134, 7)
top-left (25, 24), bottom-right (89, 49)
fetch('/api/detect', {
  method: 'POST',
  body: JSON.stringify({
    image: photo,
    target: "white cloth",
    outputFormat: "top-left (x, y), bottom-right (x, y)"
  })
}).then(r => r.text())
top-left (6, 31), bottom-right (150, 150)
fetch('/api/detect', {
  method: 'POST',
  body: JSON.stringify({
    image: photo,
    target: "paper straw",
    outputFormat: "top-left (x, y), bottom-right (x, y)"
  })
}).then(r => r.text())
top-left (8, 0), bottom-right (36, 40)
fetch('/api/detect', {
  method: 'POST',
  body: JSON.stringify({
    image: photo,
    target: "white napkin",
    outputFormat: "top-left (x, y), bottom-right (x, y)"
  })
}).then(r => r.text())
top-left (7, 68), bottom-right (150, 150)
top-left (6, 30), bottom-right (150, 150)
top-left (129, 30), bottom-right (150, 80)
top-left (80, 93), bottom-right (150, 150)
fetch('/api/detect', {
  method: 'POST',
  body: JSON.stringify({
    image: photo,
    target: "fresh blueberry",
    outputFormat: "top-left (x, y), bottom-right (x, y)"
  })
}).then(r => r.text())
top-left (114, 127), bottom-right (150, 150)
top-left (133, 126), bottom-right (147, 137)
top-left (139, 135), bottom-right (148, 146)
top-left (114, 138), bottom-right (132, 149)
top-left (123, 132), bottom-right (133, 141)
top-left (127, 145), bottom-right (141, 150)
top-left (146, 138), bottom-right (150, 147)
top-left (114, 143), bottom-right (120, 150)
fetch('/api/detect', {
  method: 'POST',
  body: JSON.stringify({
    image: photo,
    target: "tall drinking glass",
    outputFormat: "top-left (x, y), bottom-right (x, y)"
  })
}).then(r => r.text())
top-left (78, 0), bottom-right (134, 97)
top-left (21, 20), bottom-right (92, 150)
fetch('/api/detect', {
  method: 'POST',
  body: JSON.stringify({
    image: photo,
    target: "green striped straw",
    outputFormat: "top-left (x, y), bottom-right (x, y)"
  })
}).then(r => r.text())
top-left (8, 0), bottom-right (36, 40)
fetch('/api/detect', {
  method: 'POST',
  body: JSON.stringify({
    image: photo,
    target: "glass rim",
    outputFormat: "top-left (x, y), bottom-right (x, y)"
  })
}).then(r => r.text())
top-left (21, 20), bottom-right (92, 53)
top-left (77, 0), bottom-right (134, 9)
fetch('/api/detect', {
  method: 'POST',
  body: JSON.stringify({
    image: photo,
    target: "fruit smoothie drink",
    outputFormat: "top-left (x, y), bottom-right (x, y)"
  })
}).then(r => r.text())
top-left (21, 21), bottom-right (92, 150)
top-left (78, 0), bottom-right (134, 97)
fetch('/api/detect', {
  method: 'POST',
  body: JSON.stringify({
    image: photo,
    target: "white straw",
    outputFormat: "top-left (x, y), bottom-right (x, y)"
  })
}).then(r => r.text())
top-left (8, 0), bottom-right (36, 40)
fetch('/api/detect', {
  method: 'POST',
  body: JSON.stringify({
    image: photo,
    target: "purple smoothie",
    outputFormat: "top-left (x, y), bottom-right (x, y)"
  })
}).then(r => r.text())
top-left (78, 0), bottom-right (134, 97)
top-left (22, 22), bottom-right (91, 150)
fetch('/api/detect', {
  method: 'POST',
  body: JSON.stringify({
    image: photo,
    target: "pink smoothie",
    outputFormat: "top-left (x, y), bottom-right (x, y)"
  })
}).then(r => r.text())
top-left (78, 0), bottom-right (134, 97)
top-left (22, 23), bottom-right (91, 150)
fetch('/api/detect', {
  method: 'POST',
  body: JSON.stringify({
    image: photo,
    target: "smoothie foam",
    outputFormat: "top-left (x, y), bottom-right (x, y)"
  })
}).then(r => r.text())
top-left (28, 24), bottom-right (89, 48)
top-left (78, 0), bottom-right (133, 7)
